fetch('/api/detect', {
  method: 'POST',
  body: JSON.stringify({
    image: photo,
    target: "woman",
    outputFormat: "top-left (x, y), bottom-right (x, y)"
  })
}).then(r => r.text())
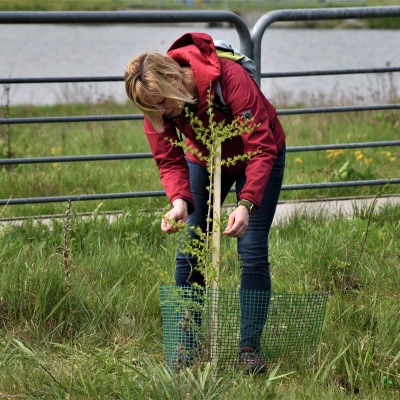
top-left (125, 32), bottom-right (286, 373)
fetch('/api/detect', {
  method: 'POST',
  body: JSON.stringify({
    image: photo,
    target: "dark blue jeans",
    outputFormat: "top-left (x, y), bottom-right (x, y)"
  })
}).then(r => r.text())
top-left (175, 144), bottom-right (286, 351)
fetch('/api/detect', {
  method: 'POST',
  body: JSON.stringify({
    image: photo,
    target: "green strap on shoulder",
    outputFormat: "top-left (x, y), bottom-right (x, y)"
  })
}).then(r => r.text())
top-left (216, 49), bottom-right (246, 63)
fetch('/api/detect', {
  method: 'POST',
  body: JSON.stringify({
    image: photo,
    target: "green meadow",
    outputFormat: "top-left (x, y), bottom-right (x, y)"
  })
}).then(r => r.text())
top-left (0, 0), bottom-right (399, 29)
top-left (0, 98), bottom-right (399, 218)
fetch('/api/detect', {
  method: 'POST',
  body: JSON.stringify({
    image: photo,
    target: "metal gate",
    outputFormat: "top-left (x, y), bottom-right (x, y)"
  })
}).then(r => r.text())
top-left (0, 7), bottom-right (399, 209)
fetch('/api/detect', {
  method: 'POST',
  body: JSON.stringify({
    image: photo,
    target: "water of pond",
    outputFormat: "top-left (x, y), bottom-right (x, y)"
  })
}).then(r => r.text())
top-left (1, 24), bottom-right (399, 106)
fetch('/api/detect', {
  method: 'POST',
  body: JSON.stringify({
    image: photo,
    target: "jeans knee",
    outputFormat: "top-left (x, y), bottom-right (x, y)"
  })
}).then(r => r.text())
top-left (241, 264), bottom-right (270, 275)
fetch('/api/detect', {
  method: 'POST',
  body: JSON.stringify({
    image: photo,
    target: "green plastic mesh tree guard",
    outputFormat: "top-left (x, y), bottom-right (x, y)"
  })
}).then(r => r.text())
top-left (159, 286), bottom-right (328, 371)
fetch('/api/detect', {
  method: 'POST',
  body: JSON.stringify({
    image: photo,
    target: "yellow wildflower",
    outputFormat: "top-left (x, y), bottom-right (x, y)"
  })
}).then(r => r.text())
top-left (326, 150), bottom-right (334, 158)
top-left (51, 146), bottom-right (62, 156)
top-left (326, 149), bottom-right (344, 158)
top-left (354, 150), bottom-right (364, 160)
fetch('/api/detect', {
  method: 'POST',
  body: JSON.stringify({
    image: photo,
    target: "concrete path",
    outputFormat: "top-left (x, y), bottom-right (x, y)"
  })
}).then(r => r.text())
top-left (1, 195), bottom-right (399, 230)
top-left (272, 195), bottom-right (400, 226)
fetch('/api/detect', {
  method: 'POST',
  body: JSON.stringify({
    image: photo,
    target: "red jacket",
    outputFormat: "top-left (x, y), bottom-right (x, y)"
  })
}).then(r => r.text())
top-left (144, 32), bottom-right (286, 214)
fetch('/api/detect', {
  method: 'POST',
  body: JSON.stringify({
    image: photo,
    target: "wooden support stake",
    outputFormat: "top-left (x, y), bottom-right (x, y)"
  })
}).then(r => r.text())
top-left (210, 145), bottom-right (221, 367)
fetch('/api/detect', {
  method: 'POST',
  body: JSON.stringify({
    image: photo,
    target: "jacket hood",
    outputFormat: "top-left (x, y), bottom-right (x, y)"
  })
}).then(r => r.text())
top-left (167, 32), bottom-right (221, 114)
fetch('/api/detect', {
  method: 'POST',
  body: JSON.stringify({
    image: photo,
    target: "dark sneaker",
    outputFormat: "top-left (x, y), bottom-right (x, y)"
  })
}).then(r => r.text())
top-left (238, 346), bottom-right (268, 374)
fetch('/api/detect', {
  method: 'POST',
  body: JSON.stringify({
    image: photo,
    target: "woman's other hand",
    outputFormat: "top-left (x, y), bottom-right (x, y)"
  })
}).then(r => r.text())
top-left (223, 205), bottom-right (249, 238)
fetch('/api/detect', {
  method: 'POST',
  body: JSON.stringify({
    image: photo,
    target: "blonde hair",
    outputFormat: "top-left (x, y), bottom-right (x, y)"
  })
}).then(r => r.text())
top-left (124, 52), bottom-right (196, 132)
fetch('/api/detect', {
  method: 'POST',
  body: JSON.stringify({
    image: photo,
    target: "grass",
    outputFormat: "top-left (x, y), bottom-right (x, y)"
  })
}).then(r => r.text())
top-left (0, 0), bottom-right (397, 12)
top-left (0, 199), bottom-right (399, 398)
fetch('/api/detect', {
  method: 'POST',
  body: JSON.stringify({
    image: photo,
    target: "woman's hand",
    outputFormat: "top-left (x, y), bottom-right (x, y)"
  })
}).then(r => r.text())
top-left (161, 199), bottom-right (189, 234)
top-left (223, 205), bottom-right (249, 238)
